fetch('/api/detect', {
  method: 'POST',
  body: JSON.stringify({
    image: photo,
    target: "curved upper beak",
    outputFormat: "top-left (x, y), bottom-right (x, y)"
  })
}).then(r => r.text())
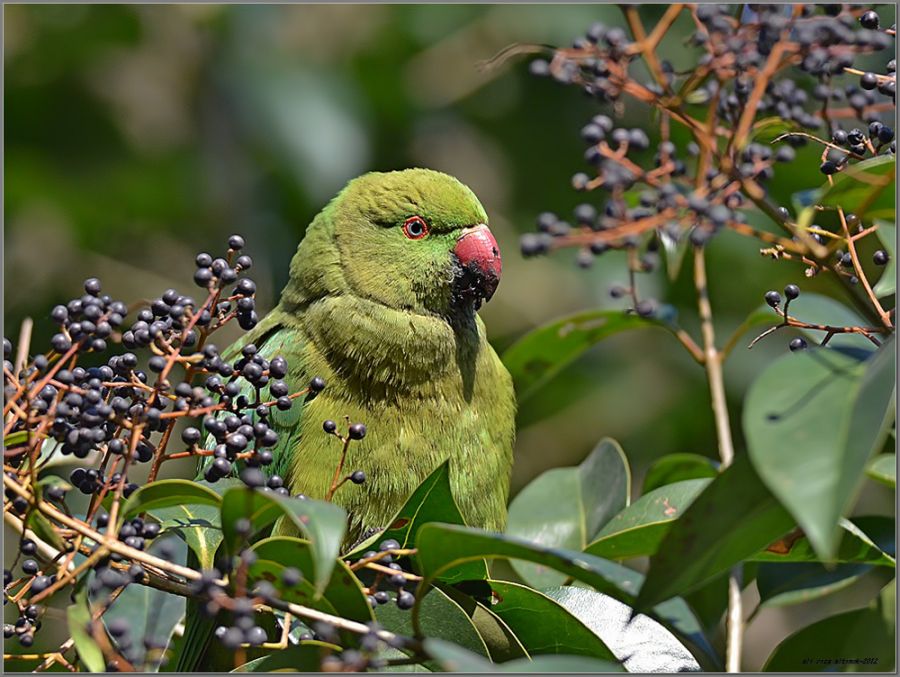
top-left (453, 224), bottom-right (502, 304)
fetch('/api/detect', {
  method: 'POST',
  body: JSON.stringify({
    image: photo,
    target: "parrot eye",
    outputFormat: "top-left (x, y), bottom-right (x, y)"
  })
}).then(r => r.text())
top-left (402, 216), bottom-right (429, 240)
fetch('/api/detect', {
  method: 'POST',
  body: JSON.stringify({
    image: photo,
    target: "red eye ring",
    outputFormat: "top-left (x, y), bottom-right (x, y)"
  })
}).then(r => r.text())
top-left (402, 216), bottom-right (429, 240)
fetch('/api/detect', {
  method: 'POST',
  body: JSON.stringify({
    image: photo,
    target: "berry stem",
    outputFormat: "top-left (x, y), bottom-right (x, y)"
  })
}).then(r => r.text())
top-left (325, 436), bottom-right (353, 502)
top-left (836, 206), bottom-right (893, 330)
top-left (693, 246), bottom-right (742, 673)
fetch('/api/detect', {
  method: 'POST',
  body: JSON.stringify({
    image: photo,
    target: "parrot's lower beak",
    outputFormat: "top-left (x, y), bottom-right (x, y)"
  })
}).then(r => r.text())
top-left (452, 224), bottom-right (502, 307)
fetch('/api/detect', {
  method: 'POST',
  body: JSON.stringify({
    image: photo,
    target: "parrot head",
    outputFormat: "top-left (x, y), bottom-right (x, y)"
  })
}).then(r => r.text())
top-left (286, 169), bottom-right (502, 319)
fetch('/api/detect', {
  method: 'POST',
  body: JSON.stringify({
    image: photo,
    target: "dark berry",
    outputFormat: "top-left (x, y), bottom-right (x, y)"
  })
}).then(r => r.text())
top-left (396, 591), bottom-right (415, 610)
top-left (765, 291), bottom-right (781, 307)
top-left (789, 337), bottom-right (808, 352)
top-left (350, 470), bottom-right (366, 485)
top-left (323, 420), bottom-right (337, 434)
top-left (348, 423), bottom-right (367, 440)
top-left (819, 160), bottom-right (839, 175)
top-left (859, 10), bottom-right (879, 29)
top-left (784, 284), bottom-right (800, 300)
top-left (228, 235), bottom-right (245, 251)
top-left (873, 250), bottom-right (890, 266)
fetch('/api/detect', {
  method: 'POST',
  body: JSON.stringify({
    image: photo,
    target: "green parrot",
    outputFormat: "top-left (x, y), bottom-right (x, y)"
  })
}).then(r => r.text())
top-left (221, 167), bottom-right (516, 541)
top-left (177, 169), bottom-right (515, 670)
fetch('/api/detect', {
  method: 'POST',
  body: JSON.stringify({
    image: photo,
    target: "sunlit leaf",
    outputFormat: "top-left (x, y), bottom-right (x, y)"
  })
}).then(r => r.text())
top-left (585, 479), bottom-right (710, 561)
top-left (507, 438), bottom-right (630, 586)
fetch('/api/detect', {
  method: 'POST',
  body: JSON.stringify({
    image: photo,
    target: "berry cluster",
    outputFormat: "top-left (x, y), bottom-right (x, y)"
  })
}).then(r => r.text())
top-left (520, 4), bottom-right (895, 323)
top-left (3, 236), bottom-right (336, 664)
top-left (2, 234), bottom-right (401, 671)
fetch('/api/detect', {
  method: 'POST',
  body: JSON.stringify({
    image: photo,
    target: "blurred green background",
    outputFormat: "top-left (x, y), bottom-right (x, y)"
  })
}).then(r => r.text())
top-left (4, 4), bottom-right (895, 669)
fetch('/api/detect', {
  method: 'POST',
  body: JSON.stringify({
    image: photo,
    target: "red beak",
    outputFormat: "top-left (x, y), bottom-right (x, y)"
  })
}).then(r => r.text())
top-left (453, 224), bottom-right (502, 304)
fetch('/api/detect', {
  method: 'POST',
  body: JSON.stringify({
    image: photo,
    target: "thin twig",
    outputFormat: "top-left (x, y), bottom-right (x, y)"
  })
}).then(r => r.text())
top-left (693, 247), bottom-right (741, 673)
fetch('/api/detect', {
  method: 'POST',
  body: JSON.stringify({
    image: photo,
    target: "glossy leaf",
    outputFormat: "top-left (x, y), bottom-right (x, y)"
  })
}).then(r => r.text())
top-left (757, 515), bottom-right (895, 607)
top-left (501, 310), bottom-right (672, 403)
top-left (642, 454), bottom-right (718, 493)
top-left (250, 537), bottom-right (373, 624)
top-left (153, 502), bottom-right (222, 570)
top-left (423, 639), bottom-right (624, 673)
top-left (817, 155), bottom-right (896, 221)
top-left (100, 537), bottom-right (186, 669)
top-left (232, 641), bottom-right (339, 672)
top-left (750, 518), bottom-right (895, 566)
top-left (544, 586), bottom-right (700, 672)
top-left (585, 479), bottom-right (710, 561)
top-left (67, 587), bottom-right (106, 673)
top-left (763, 605), bottom-right (895, 671)
top-left (745, 340), bottom-right (896, 559)
top-left (507, 438), bottom-right (630, 586)
top-left (485, 580), bottom-right (617, 661)
top-left (347, 461), bottom-right (466, 554)
top-left (638, 454), bottom-right (795, 608)
top-left (867, 454), bottom-right (896, 488)
top-left (119, 479), bottom-right (221, 523)
top-left (468, 600), bottom-right (530, 663)
top-left (378, 585), bottom-right (490, 662)
top-left (757, 562), bottom-right (878, 608)
top-left (873, 221), bottom-right (896, 298)
top-left (220, 487), bottom-right (346, 595)
top-left (415, 523), bottom-right (638, 605)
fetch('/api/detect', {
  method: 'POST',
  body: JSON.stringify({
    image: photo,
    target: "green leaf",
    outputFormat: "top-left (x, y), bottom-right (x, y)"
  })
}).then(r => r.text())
top-left (642, 454), bottom-right (718, 493)
top-left (153, 502), bottom-right (222, 570)
top-left (585, 479), bottom-right (711, 561)
top-left (507, 439), bottom-right (630, 586)
top-left (763, 605), bottom-right (895, 671)
top-left (415, 524), bottom-right (718, 668)
top-left (468, 600), bottom-right (530, 663)
top-left (817, 155), bottom-right (896, 221)
top-left (757, 562), bottom-right (880, 608)
top-left (873, 221), bottom-right (896, 297)
top-left (543, 586), bottom-right (700, 672)
top-left (378, 585), bottom-right (490, 662)
top-left (501, 310), bottom-right (672, 403)
top-left (638, 454), bottom-right (795, 608)
top-left (100, 536), bottom-right (187, 669)
top-left (423, 639), bottom-right (624, 673)
top-left (750, 518), bottom-right (895, 566)
top-left (250, 537), bottom-right (373, 623)
top-left (416, 524), bottom-right (638, 605)
top-left (26, 509), bottom-right (66, 551)
top-left (119, 479), bottom-right (222, 523)
top-left (220, 487), bottom-right (346, 595)
top-left (4, 430), bottom-right (30, 447)
top-left (758, 515), bottom-right (895, 607)
top-left (350, 461), bottom-right (464, 552)
top-left (745, 339), bottom-right (896, 559)
top-left (484, 581), bottom-right (617, 661)
top-left (231, 641), bottom-right (339, 672)
top-left (867, 454), bottom-right (896, 488)
top-left (345, 462), bottom-right (487, 583)
top-left (67, 587), bottom-right (106, 673)
top-left (752, 117), bottom-right (800, 143)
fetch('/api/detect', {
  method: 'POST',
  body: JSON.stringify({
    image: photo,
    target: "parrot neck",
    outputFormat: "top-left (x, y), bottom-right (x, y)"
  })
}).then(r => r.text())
top-left (298, 294), bottom-right (484, 401)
